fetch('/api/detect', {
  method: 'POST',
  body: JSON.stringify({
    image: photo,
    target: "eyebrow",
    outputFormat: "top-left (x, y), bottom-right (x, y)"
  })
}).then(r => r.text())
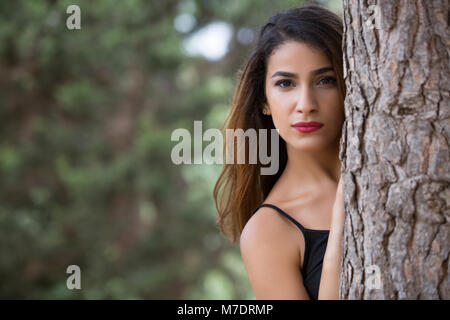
top-left (271, 66), bottom-right (334, 78)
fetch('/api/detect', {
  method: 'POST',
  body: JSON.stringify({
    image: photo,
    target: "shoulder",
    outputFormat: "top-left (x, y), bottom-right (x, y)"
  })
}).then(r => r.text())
top-left (238, 206), bottom-right (308, 299)
top-left (241, 206), bottom-right (289, 239)
top-left (240, 205), bottom-right (302, 265)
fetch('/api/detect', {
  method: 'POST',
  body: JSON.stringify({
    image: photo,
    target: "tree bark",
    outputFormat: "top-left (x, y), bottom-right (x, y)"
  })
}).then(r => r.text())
top-left (340, 0), bottom-right (449, 299)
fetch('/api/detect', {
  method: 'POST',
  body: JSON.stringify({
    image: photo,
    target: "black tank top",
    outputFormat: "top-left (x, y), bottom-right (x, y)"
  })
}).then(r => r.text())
top-left (251, 203), bottom-right (330, 300)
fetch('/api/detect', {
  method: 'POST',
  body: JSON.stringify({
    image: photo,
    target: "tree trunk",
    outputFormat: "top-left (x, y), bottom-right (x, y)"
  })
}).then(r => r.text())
top-left (340, 0), bottom-right (449, 299)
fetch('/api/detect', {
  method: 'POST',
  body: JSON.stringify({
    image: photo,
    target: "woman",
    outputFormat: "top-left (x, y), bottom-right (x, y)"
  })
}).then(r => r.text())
top-left (213, 4), bottom-right (345, 300)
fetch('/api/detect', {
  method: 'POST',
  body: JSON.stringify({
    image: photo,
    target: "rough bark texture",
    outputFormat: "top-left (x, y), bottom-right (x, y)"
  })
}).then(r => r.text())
top-left (340, 0), bottom-right (449, 299)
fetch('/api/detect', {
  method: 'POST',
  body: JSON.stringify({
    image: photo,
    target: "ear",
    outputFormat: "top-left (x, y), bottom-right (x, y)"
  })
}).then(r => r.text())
top-left (263, 103), bottom-right (271, 116)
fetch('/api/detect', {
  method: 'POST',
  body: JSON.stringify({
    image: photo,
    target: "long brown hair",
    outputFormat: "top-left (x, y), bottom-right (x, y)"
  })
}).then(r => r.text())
top-left (213, 4), bottom-right (345, 243)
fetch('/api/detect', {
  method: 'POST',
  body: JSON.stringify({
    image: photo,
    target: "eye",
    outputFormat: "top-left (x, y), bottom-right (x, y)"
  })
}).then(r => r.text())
top-left (317, 76), bottom-right (337, 87)
top-left (275, 79), bottom-right (295, 88)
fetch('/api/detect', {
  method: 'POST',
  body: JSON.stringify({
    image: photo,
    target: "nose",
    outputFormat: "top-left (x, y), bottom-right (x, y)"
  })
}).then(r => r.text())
top-left (295, 85), bottom-right (317, 115)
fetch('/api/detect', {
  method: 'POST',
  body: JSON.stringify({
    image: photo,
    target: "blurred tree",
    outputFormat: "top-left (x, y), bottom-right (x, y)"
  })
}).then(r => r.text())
top-left (0, 0), bottom-right (341, 299)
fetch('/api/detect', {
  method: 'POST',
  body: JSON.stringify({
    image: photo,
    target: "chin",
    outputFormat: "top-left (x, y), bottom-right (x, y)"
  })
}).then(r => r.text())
top-left (288, 140), bottom-right (330, 152)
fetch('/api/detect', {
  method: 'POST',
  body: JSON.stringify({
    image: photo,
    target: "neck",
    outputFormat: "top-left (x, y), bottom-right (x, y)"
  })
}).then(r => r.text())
top-left (280, 141), bottom-right (341, 191)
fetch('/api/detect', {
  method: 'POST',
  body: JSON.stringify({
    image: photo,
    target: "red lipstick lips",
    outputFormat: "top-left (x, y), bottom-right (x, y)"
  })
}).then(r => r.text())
top-left (292, 121), bottom-right (323, 133)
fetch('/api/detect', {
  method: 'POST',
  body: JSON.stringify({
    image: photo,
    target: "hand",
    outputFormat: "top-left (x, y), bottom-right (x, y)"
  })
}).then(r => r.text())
top-left (331, 174), bottom-right (344, 229)
top-left (319, 174), bottom-right (345, 300)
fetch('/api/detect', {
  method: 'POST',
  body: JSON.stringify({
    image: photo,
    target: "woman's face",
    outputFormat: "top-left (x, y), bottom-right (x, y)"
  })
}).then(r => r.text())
top-left (264, 40), bottom-right (344, 152)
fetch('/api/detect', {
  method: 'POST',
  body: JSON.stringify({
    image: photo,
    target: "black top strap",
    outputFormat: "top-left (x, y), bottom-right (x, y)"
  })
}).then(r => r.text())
top-left (252, 203), bottom-right (307, 233)
top-left (252, 203), bottom-right (312, 274)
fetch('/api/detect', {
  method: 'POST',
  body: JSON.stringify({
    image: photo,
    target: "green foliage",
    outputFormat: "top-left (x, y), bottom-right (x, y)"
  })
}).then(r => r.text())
top-left (0, 0), bottom-right (340, 299)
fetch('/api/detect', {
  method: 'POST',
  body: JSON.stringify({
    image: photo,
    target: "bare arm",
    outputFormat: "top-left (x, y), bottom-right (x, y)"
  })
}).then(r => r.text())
top-left (240, 208), bottom-right (310, 299)
top-left (318, 175), bottom-right (345, 299)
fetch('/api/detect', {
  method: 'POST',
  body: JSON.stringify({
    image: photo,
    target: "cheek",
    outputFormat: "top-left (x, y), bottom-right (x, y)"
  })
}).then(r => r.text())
top-left (269, 101), bottom-right (290, 128)
top-left (266, 87), bottom-right (280, 107)
top-left (266, 90), bottom-right (290, 123)
top-left (267, 89), bottom-right (295, 115)
top-left (270, 109), bottom-right (293, 143)
top-left (319, 91), bottom-right (343, 118)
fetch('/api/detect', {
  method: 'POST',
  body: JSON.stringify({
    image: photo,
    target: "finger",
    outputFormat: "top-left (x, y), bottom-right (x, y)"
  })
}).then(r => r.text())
top-left (336, 174), bottom-right (343, 194)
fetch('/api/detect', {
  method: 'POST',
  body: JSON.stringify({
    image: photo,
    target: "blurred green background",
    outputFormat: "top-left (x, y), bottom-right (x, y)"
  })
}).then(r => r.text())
top-left (0, 0), bottom-right (341, 299)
